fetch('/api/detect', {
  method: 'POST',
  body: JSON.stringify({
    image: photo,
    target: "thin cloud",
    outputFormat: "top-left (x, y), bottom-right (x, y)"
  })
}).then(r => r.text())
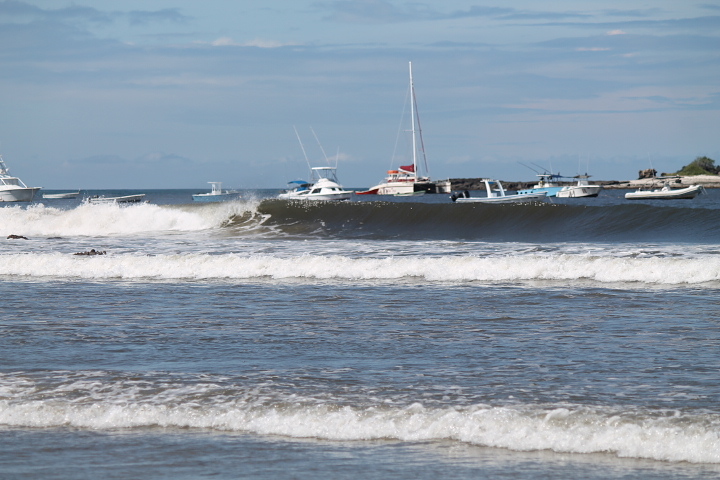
top-left (0, 0), bottom-right (190, 25)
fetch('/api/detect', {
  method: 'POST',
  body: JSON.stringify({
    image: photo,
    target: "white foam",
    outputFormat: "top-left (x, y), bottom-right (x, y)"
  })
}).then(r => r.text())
top-left (0, 202), bottom-right (249, 237)
top-left (1, 394), bottom-right (718, 464)
top-left (0, 252), bottom-right (719, 285)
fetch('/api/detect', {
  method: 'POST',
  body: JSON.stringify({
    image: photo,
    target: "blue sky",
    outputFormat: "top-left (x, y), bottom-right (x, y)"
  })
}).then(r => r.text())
top-left (1, 0), bottom-right (719, 188)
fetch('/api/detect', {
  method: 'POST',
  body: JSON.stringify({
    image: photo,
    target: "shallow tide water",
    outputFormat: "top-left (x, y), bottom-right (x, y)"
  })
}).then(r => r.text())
top-left (1, 189), bottom-right (719, 478)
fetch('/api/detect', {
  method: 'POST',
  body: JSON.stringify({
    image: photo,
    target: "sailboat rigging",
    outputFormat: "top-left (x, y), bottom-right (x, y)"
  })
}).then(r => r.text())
top-left (357, 62), bottom-right (450, 195)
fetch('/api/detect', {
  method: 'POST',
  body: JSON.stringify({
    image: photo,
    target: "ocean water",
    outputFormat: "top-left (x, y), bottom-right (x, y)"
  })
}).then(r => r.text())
top-left (1, 188), bottom-right (720, 479)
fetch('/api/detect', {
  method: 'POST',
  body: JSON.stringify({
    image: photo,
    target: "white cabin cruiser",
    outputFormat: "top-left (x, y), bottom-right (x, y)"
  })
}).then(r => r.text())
top-left (451, 179), bottom-right (549, 203)
top-left (0, 155), bottom-right (41, 202)
top-left (556, 174), bottom-right (602, 198)
top-left (279, 167), bottom-right (352, 201)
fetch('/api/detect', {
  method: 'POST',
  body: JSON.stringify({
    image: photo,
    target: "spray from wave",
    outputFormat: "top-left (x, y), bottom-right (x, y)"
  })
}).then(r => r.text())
top-left (0, 201), bottom-right (263, 237)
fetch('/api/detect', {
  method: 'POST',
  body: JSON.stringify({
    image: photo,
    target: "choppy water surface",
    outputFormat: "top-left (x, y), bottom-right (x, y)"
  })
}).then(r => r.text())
top-left (1, 189), bottom-right (720, 479)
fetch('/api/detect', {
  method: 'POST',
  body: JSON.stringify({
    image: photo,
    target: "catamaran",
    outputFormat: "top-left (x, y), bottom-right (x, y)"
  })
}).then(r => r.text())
top-left (357, 62), bottom-right (450, 196)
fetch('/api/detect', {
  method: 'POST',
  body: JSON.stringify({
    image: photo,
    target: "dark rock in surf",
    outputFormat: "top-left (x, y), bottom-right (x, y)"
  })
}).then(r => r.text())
top-left (74, 249), bottom-right (107, 256)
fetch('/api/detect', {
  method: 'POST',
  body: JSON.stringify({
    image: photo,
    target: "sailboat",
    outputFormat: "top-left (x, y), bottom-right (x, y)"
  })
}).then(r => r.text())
top-left (357, 62), bottom-right (451, 196)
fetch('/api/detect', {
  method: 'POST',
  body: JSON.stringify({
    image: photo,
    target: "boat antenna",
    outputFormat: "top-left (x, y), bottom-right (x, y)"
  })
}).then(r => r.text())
top-left (310, 126), bottom-right (330, 165)
top-left (519, 161), bottom-right (541, 174)
top-left (293, 125), bottom-right (312, 172)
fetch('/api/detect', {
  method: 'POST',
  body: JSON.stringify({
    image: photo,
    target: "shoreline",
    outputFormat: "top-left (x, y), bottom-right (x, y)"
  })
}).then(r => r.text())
top-left (450, 175), bottom-right (720, 191)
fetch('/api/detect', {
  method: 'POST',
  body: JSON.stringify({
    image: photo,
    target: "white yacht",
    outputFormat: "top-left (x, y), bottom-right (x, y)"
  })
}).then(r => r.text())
top-left (279, 167), bottom-right (352, 201)
top-left (0, 155), bottom-right (41, 202)
top-left (357, 62), bottom-right (450, 196)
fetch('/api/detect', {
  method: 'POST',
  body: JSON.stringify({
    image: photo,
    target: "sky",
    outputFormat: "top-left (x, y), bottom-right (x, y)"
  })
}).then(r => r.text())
top-left (1, 0), bottom-right (719, 189)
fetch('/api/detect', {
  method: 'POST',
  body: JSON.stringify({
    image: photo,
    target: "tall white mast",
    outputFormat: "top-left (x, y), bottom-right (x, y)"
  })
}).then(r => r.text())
top-left (409, 61), bottom-right (417, 175)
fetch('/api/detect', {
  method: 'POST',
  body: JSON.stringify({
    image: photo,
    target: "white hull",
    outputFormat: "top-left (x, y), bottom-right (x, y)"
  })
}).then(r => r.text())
top-left (373, 181), bottom-right (415, 196)
top-left (455, 192), bottom-right (548, 203)
top-left (556, 185), bottom-right (602, 198)
top-left (88, 194), bottom-right (146, 204)
top-left (0, 187), bottom-right (40, 202)
top-left (43, 191), bottom-right (80, 199)
top-left (625, 185), bottom-right (703, 200)
top-left (279, 190), bottom-right (352, 201)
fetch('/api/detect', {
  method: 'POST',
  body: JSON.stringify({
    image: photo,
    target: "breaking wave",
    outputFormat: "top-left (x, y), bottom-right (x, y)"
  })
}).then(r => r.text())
top-left (1, 372), bottom-right (719, 464)
top-left (1, 252), bottom-right (719, 285)
top-left (2, 199), bottom-right (720, 242)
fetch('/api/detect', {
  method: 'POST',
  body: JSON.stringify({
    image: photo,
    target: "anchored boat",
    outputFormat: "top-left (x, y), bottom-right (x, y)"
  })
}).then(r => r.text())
top-left (451, 179), bottom-right (548, 203)
top-left (357, 62), bottom-right (450, 196)
top-left (0, 155), bottom-right (41, 202)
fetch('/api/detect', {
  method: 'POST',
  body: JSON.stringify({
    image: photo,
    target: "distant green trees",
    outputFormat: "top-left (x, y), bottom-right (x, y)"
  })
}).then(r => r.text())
top-left (675, 156), bottom-right (719, 176)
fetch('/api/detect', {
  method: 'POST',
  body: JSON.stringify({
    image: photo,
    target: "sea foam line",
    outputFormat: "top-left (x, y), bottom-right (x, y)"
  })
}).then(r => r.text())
top-left (1, 398), bottom-right (719, 464)
top-left (0, 253), bottom-right (719, 284)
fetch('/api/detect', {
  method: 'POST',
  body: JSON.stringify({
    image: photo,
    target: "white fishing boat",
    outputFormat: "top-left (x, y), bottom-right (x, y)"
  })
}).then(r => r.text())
top-left (357, 62), bottom-right (450, 196)
top-left (451, 179), bottom-right (548, 204)
top-left (43, 191), bottom-right (80, 199)
top-left (88, 194), bottom-right (146, 204)
top-left (0, 154), bottom-right (41, 202)
top-left (279, 167), bottom-right (352, 201)
top-left (556, 174), bottom-right (602, 198)
top-left (516, 173), bottom-right (564, 197)
top-left (279, 128), bottom-right (353, 201)
top-left (625, 180), bottom-right (704, 200)
top-left (192, 182), bottom-right (240, 202)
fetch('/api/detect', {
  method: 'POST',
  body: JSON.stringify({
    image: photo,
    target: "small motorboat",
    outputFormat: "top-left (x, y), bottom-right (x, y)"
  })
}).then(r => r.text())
top-left (43, 191), bottom-right (80, 199)
top-left (192, 182), bottom-right (240, 202)
top-left (279, 167), bottom-right (352, 201)
top-left (556, 174), bottom-right (602, 198)
top-left (625, 180), bottom-right (704, 200)
top-left (0, 154), bottom-right (41, 202)
top-left (516, 173), bottom-right (563, 197)
top-left (451, 179), bottom-right (549, 203)
top-left (88, 194), bottom-right (146, 204)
